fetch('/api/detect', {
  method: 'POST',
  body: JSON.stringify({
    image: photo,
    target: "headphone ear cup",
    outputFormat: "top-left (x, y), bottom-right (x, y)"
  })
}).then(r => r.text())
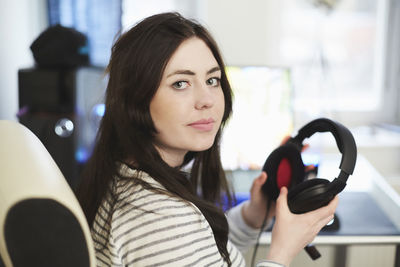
top-left (262, 144), bottom-right (305, 200)
top-left (287, 178), bottom-right (334, 214)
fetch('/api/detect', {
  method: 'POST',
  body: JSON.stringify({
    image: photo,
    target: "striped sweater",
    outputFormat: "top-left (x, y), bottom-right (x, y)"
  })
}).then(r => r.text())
top-left (91, 165), bottom-right (284, 267)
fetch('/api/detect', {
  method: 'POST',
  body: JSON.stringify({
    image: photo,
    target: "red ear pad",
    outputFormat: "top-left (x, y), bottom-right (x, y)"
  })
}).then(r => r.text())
top-left (262, 144), bottom-right (305, 200)
top-left (276, 158), bottom-right (292, 189)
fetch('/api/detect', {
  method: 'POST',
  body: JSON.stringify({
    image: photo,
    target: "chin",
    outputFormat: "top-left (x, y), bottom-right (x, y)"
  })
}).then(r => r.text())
top-left (191, 145), bottom-right (213, 152)
top-left (189, 140), bottom-right (214, 152)
top-left (185, 131), bottom-right (218, 152)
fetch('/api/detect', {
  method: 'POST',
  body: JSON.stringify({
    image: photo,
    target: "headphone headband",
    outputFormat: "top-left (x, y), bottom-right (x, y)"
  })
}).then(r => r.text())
top-left (290, 118), bottom-right (357, 181)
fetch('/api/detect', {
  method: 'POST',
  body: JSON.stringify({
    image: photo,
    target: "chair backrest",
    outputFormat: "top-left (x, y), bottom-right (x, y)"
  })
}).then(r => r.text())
top-left (0, 120), bottom-right (95, 267)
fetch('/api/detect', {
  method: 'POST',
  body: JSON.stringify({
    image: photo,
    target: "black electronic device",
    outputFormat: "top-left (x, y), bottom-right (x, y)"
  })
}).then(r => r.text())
top-left (30, 24), bottom-right (89, 68)
top-left (262, 117), bottom-right (357, 213)
top-left (18, 67), bottom-right (106, 188)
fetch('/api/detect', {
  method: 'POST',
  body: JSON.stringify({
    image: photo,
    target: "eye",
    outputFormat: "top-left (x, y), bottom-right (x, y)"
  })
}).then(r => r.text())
top-left (172, 81), bottom-right (190, 90)
top-left (206, 77), bottom-right (221, 87)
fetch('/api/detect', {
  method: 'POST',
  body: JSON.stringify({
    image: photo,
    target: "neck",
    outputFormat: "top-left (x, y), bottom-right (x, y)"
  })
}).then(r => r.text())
top-left (154, 145), bottom-right (186, 167)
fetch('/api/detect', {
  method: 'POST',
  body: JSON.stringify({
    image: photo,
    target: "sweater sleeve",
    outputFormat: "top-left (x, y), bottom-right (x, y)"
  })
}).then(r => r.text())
top-left (256, 261), bottom-right (286, 267)
top-left (226, 201), bottom-right (286, 267)
top-left (226, 201), bottom-right (261, 253)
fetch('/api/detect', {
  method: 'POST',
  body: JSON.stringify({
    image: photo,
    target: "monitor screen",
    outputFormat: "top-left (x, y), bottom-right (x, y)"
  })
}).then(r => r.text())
top-left (221, 66), bottom-right (294, 170)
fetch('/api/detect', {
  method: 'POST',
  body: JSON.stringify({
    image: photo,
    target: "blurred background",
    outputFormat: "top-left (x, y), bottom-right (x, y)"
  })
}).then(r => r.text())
top-left (0, 0), bottom-right (399, 192)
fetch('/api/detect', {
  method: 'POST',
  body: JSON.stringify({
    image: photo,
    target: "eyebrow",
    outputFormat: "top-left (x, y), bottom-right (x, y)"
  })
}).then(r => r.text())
top-left (166, 66), bottom-right (221, 78)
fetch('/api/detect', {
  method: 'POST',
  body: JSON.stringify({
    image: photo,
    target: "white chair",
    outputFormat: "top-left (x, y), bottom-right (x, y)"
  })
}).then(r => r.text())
top-left (0, 120), bottom-right (95, 267)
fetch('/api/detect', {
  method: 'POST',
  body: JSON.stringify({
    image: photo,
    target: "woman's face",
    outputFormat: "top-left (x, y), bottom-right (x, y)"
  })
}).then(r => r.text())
top-left (150, 37), bottom-right (225, 167)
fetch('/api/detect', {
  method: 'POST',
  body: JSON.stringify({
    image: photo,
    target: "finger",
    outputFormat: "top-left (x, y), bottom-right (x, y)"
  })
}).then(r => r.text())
top-left (250, 172), bottom-right (266, 192)
top-left (305, 164), bottom-right (316, 172)
top-left (280, 135), bottom-right (291, 145)
top-left (301, 143), bottom-right (310, 152)
top-left (307, 195), bottom-right (339, 218)
top-left (310, 213), bottom-right (336, 237)
top-left (317, 214), bottom-right (335, 230)
top-left (324, 195), bottom-right (339, 213)
top-left (257, 171), bottom-right (267, 186)
top-left (327, 195), bottom-right (339, 213)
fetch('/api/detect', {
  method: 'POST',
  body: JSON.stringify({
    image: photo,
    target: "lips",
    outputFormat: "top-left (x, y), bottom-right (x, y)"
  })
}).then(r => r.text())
top-left (188, 118), bottom-right (215, 131)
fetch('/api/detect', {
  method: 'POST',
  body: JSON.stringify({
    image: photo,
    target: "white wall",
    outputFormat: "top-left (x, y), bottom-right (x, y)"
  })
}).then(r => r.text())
top-left (0, 0), bottom-right (48, 121)
top-left (203, 0), bottom-right (286, 67)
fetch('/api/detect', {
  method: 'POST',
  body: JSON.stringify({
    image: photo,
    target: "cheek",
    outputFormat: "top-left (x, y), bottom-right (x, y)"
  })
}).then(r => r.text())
top-left (150, 95), bottom-right (184, 131)
top-left (216, 91), bottom-right (226, 120)
top-left (150, 96), bottom-right (165, 131)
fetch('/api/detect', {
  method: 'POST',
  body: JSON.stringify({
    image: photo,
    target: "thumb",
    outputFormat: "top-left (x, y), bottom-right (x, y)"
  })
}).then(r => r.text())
top-left (276, 186), bottom-right (290, 213)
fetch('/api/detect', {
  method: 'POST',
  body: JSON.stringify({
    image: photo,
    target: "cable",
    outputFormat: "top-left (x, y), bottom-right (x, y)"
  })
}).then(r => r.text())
top-left (250, 199), bottom-right (272, 267)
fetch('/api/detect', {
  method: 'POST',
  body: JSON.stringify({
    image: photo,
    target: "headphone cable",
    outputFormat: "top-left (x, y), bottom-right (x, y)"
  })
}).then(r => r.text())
top-left (250, 199), bottom-right (272, 267)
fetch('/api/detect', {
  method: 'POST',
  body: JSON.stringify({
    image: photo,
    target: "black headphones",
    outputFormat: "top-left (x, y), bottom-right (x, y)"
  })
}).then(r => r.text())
top-left (261, 118), bottom-right (357, 214)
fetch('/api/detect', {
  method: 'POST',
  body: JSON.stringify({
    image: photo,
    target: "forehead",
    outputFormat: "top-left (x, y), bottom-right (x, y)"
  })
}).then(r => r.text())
top-left (163, 37), bottom-right (218, 74)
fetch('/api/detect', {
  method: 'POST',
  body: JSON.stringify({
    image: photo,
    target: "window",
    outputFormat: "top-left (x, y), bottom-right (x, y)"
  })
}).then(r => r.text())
top-left (47, 0), bottom-right (121, 67)
top-left (279, 0), bottom-right (388, 112)
top-left (121, 0), bottom-right (203, 31)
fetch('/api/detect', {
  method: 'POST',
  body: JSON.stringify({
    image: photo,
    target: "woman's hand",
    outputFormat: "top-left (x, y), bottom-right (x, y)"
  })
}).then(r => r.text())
top-left (240, 135), bottom-right (316, 229)
top-left (266, 187), bottom-right (339, 266)
top-left (241, 172), bottom-right (275, 229)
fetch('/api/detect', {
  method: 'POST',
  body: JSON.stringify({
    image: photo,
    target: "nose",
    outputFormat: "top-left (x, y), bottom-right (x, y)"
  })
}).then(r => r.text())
top-left (194, 83), bottom-right (214, 110)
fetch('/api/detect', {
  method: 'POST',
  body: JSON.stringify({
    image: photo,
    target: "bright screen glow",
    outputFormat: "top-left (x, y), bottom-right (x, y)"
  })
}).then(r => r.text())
top-left (221, 66), bottom-right (294, 170)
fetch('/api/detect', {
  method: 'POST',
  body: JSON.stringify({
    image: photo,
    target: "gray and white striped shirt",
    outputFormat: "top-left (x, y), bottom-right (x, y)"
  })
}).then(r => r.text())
top-left (91, 166), bottom-right (284, 267)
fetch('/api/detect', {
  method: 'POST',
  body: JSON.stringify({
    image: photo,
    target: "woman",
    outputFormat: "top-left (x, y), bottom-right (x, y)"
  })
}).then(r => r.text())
top-left (77, 12), bottom-right (337, 267)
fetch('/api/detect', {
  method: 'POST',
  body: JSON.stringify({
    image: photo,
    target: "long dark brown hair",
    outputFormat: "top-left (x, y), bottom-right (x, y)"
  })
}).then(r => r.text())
top-left (76, 12), bottom-right (234, 265)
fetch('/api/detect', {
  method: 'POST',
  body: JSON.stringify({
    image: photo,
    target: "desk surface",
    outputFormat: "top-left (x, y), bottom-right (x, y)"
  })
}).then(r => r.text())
top-left (319, 191), bottom-right (399, 236)
top-left (229, 154), bottom-right (400, 245)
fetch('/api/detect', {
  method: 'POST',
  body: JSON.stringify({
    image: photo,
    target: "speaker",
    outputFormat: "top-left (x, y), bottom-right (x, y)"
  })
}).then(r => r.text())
top-left (18, 67), bottom-right (106, 188)
top-left (262, 118), bottom-right (357, 214)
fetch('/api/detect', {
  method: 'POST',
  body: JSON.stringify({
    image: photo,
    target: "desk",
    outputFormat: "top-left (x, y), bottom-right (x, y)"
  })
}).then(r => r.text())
top-left (229, 154), bottom-right (400, 267)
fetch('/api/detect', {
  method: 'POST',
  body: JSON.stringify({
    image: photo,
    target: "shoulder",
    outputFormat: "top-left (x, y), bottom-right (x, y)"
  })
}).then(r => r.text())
top-left (112, 166), bottom-right (200, 218)
top-left (110, 166), bottom-right (205, 232)
top-left (111, 172), bottom-right (205, 230)
top-left (108, 168), bottom-right (223, 266)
